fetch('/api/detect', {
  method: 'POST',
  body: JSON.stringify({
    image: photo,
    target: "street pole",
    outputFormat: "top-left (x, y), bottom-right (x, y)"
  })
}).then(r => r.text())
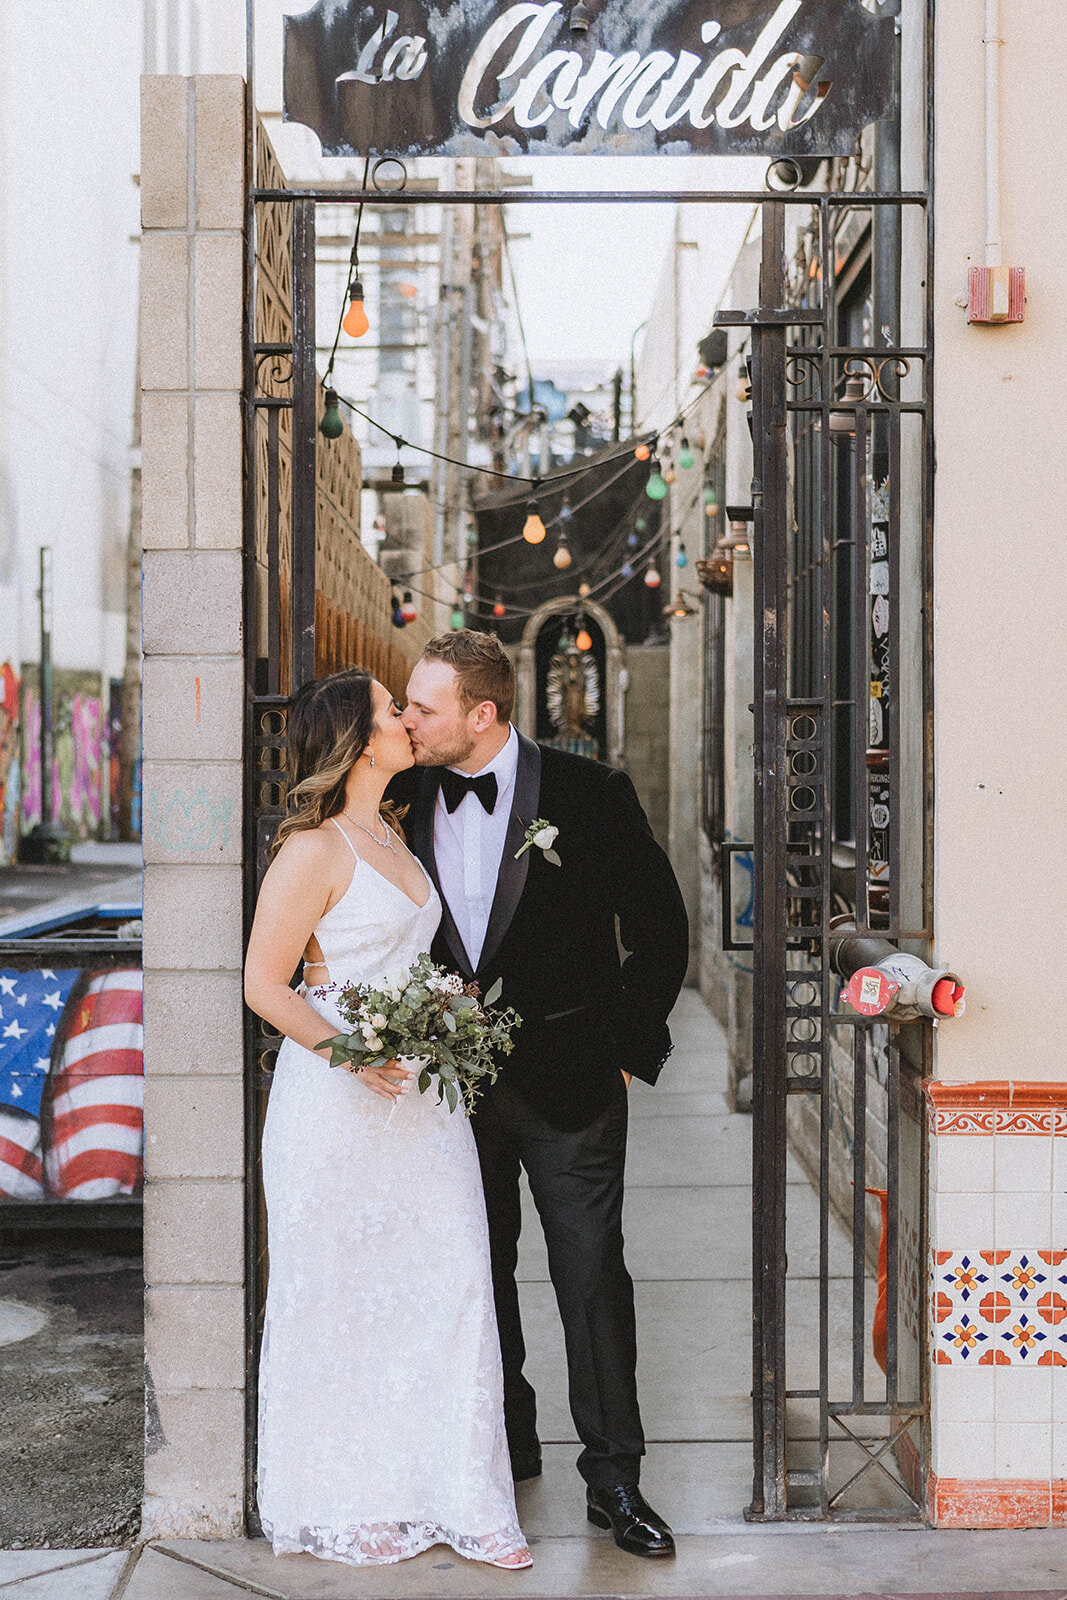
top-left (22, 546), bottom-right (70, 863)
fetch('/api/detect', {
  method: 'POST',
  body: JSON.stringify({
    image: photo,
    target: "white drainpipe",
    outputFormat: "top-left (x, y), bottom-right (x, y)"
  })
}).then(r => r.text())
top-left (984, 0), bottom-right (1002, 268)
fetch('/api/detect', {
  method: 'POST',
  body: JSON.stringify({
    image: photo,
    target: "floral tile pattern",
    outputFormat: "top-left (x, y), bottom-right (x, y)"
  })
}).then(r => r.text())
top-left (932, 1251), bottom-right (1067, 1363)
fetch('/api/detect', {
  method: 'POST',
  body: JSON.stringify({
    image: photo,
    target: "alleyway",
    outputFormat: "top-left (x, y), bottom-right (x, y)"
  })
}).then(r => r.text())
top-left (6, 989), bottom-right (1067, 1596)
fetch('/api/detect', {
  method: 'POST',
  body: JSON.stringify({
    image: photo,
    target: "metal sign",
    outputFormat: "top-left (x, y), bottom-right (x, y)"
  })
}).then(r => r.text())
top-left (283, 0), bottom-right (895, 160)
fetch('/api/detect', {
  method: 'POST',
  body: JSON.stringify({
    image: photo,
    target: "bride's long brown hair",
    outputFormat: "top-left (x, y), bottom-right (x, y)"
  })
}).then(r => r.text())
top-left (272, 670), bottom-right (404, 854)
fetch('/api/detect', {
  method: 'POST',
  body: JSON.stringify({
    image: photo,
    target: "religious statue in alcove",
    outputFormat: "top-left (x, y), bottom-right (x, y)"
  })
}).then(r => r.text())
top-left (544, 638), bottom-right (601, 760)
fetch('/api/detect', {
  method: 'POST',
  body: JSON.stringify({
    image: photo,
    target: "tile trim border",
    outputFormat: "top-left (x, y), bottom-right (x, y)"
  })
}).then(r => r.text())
top-left (924, 1080), bottom-right (1067, 1136)
top-left (928, 1473), bottom-right (1067, 1528)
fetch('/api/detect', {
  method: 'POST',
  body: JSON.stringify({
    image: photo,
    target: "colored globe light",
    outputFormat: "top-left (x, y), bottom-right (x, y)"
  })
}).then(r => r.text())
top-left (522, 500), bottom-right (547, 544)
top-left (450, 606), bottom-right (465, 630)
top-left (703, 485), bottom-right (718, 506)
top-left (634, 442), bottom-right (651, 461)
top-left (493, 598), bottom-right (506, 618)
top-left (621, 562), bottom-right (633, 578)
top-left (319, 388), bottom-right (344, 440)
top-left (578, 582), bottom-right (591, 599)
top-left (575, 628), bottom-right (593, 653)
top-left (391, 601), bottom-right (406, 628)
top-left (553, 539), bottom-right (573, 571)
top-left (627, 532), bottom-right (639, 549)
top-left (663, 464), bottom-right (676, 485)
top-left (678, 438), bottom-right (695, 470)
top-left (644, 565), bottom-right (662, 589)
top-left (635, 516), bottom-right (647, 534)
top-left (399, 591), bottom-right (418, 623)
top-left (342, 280), bottom-right (370, 339)
top-left (645, 462), bottom-right (668, 501)
top-left (676, 544), bottom-right (688, 568)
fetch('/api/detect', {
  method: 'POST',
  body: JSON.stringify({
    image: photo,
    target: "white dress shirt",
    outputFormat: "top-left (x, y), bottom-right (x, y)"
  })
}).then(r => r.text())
top-left (433, 724), bottom-right (519, 970)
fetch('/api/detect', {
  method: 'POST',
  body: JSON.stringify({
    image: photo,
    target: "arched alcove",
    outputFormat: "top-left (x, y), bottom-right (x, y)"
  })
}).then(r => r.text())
top-left (516, 598), bottom-right (625, 767)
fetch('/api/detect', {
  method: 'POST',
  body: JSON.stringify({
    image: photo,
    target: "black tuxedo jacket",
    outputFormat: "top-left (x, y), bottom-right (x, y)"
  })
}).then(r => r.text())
top-left (387, 733), bottom-right (689, 1130)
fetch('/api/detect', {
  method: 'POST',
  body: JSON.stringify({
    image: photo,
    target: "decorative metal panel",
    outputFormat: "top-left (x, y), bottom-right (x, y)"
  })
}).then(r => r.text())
top-left (283, 0), bottom-right (895, 159)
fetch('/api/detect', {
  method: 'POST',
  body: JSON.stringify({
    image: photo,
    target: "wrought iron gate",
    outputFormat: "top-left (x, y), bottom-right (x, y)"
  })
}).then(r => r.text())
top-left (243, 4), bottom-right (935, 1523)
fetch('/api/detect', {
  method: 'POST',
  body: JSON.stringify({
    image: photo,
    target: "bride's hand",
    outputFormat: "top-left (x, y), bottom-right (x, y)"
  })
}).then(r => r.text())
top-left (354, 1059), bottom-right (417, 1103)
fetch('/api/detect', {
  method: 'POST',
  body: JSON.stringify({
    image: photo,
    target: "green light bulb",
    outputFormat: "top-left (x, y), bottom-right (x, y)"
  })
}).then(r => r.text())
top-left (450, 606), bottom-right (465, 630)
top-left (678, 437), bottom-right (695, 470)
top-left (320, 388), bottom-right (344, 440)
top-left (645, 461), bottom-right (668, 501)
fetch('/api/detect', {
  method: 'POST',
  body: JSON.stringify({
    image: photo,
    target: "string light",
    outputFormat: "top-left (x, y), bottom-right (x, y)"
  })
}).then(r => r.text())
top-left (399, 591), bottom-right (418, 623)
top-left (575, 626), bottom-right (593, 652)
top-left (678, 436), bottom-right (695, 470)
top-left (522, 499), bottom-right (547, 544)
top-left (644, 564), bottom-right (662, 589)
top-left (342, 279), bottom-right (370, 339)
top-left (578, 581), bottom-right (591, 599)
top-left (553, 533), bottom-right (573, 570)
top-left (450, 601), bottom-right (465, 630)
top-left (493, 596), bottom-right (507, 618)
top-left (320, 388), bottom-right (344, 440)
top-left (676, 542), bottom-right (688, 568)
top-left (634, 442), bottom-right (651, 462)
top-left (645, 461), bottom-right (668, 501)
top-left (391, 594), bottom-right (406, 628)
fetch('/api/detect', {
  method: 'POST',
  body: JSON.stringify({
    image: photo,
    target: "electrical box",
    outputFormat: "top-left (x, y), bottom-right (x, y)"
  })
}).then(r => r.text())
top-left (968, 264), bottom-right (1025, 324)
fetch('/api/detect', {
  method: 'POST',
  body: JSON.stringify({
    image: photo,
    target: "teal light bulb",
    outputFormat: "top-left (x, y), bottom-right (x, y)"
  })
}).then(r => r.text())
top-left (676, 544), bottom-right (688, 568)
top-left (635, 516), bottom-right (647, 534)
top-left (450, 606), bottom-right (464, 630)
top-left (678, 437), bottom-right (695, 470)
top-left (320, 388), bottom-right (344, 440)
top-left (645, 461), bottom-right (668, 501)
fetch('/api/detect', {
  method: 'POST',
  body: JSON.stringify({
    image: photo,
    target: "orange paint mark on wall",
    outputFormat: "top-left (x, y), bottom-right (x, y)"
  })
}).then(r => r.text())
top-left (195, 677), bottom-right (202, 724)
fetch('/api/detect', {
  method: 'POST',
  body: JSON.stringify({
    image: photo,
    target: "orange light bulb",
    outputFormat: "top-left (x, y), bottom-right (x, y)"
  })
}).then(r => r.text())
top-left (342, 280), bottom-right (370, 339)
top-left (575, 628), bottom-right (593, 652)
top-left (522, 500), bottom-right (546, 544)
top-left (634, 442), bottom-right (651, 461)
top-left (493, 598), bottom-right (507, 618)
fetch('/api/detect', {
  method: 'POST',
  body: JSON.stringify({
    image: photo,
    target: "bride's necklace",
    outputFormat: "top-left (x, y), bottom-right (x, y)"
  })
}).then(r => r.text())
top-left (341, 810), bottom-right (396, 853)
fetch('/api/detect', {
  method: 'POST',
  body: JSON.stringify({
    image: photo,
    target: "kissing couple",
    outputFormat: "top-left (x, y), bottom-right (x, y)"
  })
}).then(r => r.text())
top-left (244, 629), bottom-right (689, 1571)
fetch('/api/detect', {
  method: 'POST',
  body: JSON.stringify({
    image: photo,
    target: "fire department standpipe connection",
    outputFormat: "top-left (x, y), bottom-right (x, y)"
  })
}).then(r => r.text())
top-left (830, 922), bottom-right (966, 1022)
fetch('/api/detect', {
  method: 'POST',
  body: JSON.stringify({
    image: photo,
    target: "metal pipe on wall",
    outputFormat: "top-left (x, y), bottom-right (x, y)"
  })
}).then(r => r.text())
top-left (984, 0), bottom-right (1002, 267)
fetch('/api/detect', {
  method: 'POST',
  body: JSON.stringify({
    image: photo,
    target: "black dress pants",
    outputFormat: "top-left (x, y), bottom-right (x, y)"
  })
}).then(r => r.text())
top-left (472, 1077), bottom-right (644, 1489)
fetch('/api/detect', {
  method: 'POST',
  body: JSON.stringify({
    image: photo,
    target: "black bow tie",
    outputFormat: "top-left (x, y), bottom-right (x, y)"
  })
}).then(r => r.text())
top-left (440, 768), bottom-right (498, 815)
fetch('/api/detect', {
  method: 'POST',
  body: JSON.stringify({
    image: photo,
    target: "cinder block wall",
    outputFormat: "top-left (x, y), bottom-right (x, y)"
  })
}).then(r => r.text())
top-left (139, 74), bottom-right (248, 1540)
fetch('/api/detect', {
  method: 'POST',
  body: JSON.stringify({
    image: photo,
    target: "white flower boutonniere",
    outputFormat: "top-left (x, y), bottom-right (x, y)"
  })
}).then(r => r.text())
top-left (516, 818), bottom-right (561, 867)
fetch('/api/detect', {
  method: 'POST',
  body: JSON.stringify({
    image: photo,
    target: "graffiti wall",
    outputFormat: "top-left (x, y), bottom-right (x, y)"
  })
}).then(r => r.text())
top-left (19, 669), bottom-right (106, 842)
top-left (0, 664), bottom-right (20, 865)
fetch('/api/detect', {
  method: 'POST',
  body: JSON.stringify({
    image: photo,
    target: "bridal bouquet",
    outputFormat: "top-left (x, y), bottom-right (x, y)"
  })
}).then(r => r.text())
top-left (319, 953), bottom-right (521, 1114)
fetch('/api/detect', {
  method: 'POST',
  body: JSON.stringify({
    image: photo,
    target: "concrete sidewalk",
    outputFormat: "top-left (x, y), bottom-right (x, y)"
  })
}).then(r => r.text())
top-left (4, 989), bottom-right (1067, 1596)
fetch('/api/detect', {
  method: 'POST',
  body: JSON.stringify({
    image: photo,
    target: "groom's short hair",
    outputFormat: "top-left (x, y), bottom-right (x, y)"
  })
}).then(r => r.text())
top-left (422, 630), bottom-right (514, 723)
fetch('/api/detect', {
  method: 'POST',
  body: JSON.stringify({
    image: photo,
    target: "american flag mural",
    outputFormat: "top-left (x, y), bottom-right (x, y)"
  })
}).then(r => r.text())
top-left (0, 968), bottom-right (79, 1199)
top-left (43, 970), bottom-right (144, 1200)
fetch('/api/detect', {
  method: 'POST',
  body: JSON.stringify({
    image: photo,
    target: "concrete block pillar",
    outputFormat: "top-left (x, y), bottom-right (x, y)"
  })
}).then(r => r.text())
top-left (139, 74), bottom-right (247, 1540)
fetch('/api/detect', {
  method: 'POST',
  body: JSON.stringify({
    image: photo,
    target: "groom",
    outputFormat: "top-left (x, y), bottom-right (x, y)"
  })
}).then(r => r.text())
top-left (389, 630), bottom-right (688, 1557)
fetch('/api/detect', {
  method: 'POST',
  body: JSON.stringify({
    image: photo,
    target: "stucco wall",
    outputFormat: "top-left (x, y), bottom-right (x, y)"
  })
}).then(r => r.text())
top-left (932, 1), bottom-right (1067, 1084)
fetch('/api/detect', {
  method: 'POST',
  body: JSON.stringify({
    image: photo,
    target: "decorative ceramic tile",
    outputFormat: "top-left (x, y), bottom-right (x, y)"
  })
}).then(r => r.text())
top-left (932, 1251), bottom-right (1067, 1364)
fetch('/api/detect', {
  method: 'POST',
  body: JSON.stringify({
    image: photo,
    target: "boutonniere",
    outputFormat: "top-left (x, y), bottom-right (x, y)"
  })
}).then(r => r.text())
top-left (515, 818), bottom-right (561, 867)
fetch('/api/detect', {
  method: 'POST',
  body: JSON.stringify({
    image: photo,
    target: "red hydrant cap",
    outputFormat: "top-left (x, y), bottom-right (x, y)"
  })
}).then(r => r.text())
top-left (932, 977), bottom-right (965, 1017)
top-left (844, 967), bottom-right (898, 1016)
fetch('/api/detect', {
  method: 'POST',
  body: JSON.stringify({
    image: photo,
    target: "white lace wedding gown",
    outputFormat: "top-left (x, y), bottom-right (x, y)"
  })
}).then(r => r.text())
top-left (258, 825), bottom-right (527, 1567)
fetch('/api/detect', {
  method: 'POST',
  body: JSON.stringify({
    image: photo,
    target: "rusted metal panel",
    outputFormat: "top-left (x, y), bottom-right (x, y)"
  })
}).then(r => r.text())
top-left (283, 0), bottom-right (895, 160)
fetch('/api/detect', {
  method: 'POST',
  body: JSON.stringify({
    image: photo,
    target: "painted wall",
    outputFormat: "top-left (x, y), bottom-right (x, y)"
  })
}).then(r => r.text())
top-left (932, 1), bottom-right (1067, 1084)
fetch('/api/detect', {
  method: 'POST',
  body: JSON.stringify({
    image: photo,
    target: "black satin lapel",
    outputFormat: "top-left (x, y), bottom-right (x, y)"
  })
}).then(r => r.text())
top-left (478, 734), bottom-right (542, 975)
top-left (413, 770), bottom-right (474, 980)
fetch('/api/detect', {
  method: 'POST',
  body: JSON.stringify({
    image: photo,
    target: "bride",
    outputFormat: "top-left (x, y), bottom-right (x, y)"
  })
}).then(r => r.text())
top-left (243, 668), bottom-right (531, 1570)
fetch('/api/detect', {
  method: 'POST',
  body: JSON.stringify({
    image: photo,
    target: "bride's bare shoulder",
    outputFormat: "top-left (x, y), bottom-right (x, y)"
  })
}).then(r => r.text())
top-left (269, 822), bottom-right (344, 876)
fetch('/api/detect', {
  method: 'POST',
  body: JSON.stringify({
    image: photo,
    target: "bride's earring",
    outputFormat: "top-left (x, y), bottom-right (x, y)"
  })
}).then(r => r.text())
top-left (368, 749), bottom-right (375, 768)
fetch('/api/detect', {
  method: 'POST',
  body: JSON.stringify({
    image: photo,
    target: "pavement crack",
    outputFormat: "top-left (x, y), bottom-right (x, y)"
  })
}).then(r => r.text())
top-left (152, 1543), bottom-right (290, 1599)
top-left (0, 1549), bottom-right (117, 1591)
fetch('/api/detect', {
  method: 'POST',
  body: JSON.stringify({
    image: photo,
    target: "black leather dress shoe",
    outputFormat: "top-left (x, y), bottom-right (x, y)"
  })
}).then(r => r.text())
top-left (586, 1484), bottom-right (675, 1556)
top-left (510, 1448), bottom-right (543, 1481)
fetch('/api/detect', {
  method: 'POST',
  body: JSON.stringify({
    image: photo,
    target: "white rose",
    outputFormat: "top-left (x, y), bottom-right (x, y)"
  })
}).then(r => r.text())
top-left (394, 969), bottom-right (411, 992)
top-left (370, 1013), bottom-right (388, 1031)
top-left (365, 1033), bottom-right (383, 1053)
top-left (533, 825), bottom-right (558, 849)
top-left (359, 1019), bottom-right (377, 1044)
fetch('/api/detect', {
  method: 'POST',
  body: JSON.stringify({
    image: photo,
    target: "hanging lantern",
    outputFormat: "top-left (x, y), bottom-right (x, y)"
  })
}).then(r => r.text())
top-left (644, 564), bottom-right (662, 589)
top-left (634, 442), bottom-right (651, 462)
top-left (493, 596), bottom-right (507, 618)
top-left (663, 592), bottom-right (698, 620)
top-left (676, 542), bottom-right (688, 568)
top-left (342, 279), bottom-right (370, 339)
top-left (678, 437), bottom-right (695, 471)
top-left (399, 590), bottom-right (418, 624)
top-left (645, 461), bottom-right (668, 501)
top-left (523, 500), bottom-right (547, 544)
top-left (575, 626), bottom-right (593, 653)
top-left (553, 535), bottom-right (573, 571)
top-left (391, 461), bottom-right (405, 484)
top-left (320, 388), bottom-right (344, 440)
top-left (696, 546), bottom-right (734, 596)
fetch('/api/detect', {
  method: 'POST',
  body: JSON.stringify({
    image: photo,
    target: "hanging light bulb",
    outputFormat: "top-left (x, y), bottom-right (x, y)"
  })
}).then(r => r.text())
top-left (391, 595), bottom-right (406, 628)
top-left (569, 0), bottom-right (592, 31)
top-left (703, 486), bottom-right (720, 520)
top-left (558, 492), bottom-right (572, 522)
top-left (575, 626), bottom-right (593, 652)
top-left (678, 436), bottom-right (695, 470)
top-left (493, 596), bottom-right (507, 618)
top-left (663, 462), bottom-right (676, 485)
top-left (645, 461), bottom-right (668, 501)
top-left (676, 542), bottom-right (688, 568)
top-left (523, 499), bottom-right (547, 544)
top-left (634, 441), bottom-right (651, 462)
top-left (644, 564), bottom-right (662, 589)
top-left (399, 590), bottom-right (418, 624)
top-left (450, 603), bottom-right (465, 630)
top-left (663, 592), bottom-right (698, 620)
top-left (320, 387), bottom-right (344, 440)
top-left (627, 531), bottom-right (639, 550)
top-left (391, 461), bottom-right (405, 484)
top-left (578, 581), bottom-right (591, 599)
top-left (621, 561), bottom-right (634, 578)
top-left (553, 534), bottom-right (573, 571)
top-left (635, 515), bottom-right (647, 534)
top-left (342, 278), bottom-right (370, 339)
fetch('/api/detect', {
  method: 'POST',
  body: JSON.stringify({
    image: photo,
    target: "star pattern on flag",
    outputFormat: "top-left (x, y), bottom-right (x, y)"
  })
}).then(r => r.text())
top-left (0, 968), bottom-right (79, 1120)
